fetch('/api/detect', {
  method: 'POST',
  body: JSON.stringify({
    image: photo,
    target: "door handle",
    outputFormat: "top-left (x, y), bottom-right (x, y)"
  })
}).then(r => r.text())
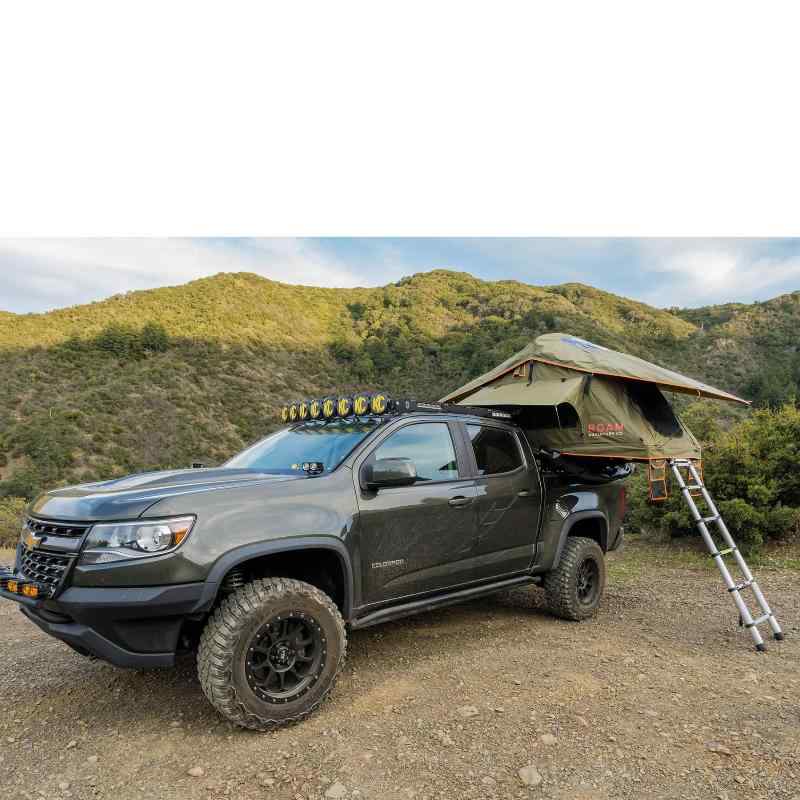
top-left (518, 490), bottom-right (530, 497)
top-left (448, 496), bottom-right (472, 508)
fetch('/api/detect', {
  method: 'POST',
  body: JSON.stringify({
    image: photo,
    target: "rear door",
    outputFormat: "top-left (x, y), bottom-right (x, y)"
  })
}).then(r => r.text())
top-left (355, 420), bottom-right (479, 606)
top-left (462, 422), bottom-right (542, 579)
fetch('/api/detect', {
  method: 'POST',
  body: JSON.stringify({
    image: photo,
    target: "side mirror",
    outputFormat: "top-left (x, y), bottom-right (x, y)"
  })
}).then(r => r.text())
top-left (363, 457), bottom-right (417, 489)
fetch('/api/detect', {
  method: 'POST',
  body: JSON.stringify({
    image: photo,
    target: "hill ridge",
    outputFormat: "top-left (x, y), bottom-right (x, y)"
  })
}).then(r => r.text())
top-left (1, 269), bottom-right (798, 499)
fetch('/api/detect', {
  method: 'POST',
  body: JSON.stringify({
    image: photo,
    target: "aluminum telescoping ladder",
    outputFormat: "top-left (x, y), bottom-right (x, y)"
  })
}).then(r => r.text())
top-left (669, 459), bottom-right (784, 651)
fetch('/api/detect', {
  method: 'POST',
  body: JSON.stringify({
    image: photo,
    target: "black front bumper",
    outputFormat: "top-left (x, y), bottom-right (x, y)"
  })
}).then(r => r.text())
top-left (1, 578), bottom-right (206, 668)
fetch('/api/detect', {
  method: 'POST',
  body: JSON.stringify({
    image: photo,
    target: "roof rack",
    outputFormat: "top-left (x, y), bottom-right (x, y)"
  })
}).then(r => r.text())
top-left (414, 402), bottom-right (514, 421)
top-left (278, 392), bottom-right (515, 424)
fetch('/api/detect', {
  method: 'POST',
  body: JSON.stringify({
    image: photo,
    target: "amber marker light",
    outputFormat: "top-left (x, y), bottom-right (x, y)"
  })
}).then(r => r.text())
top-left (172, 520), bottom-right (193, 545)
top-left (22, 584), bottom-right (38, 598)
top-left (7, 580), bottom-right (18, 593)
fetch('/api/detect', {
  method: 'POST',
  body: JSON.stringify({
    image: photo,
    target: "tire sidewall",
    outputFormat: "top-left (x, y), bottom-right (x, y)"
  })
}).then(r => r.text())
top-left (229, 586), bottom-right (344, 724)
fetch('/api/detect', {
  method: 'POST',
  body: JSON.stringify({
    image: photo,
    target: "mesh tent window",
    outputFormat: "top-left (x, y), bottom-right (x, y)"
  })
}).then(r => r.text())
top-left (625, 382), bottom-right (682, 438)
top-left (514, 403), bottom-right (580, 431)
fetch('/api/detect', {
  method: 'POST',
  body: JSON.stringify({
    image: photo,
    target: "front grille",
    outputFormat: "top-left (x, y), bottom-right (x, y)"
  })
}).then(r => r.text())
top-left (18, 547), bottom-right (73, 591)
top-left (26, 517), bottom-right (90, 538)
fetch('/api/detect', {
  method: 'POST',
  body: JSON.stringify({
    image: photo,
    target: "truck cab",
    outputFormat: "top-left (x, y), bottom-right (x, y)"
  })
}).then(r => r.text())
top-left (1, 399), bottom-right (627, 731)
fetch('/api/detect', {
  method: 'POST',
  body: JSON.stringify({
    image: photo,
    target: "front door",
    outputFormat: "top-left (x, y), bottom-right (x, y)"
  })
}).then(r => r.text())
top-left (464, 422), bottom-right (542, 579)
top-left (356, 420), bottom-right (478, 606)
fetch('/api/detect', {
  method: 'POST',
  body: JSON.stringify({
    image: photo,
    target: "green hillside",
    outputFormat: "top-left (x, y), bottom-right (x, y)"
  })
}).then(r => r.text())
top-left (1, 269), bottom-right (798, 503)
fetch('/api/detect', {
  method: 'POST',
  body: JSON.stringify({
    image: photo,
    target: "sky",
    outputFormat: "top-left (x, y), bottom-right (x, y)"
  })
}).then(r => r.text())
top-left (1, 238), bottom-right (800, 315)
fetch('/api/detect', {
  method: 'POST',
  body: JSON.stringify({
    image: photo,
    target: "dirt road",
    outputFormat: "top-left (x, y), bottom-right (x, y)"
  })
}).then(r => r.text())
top-left (1, 541), bottom-right (798, 800)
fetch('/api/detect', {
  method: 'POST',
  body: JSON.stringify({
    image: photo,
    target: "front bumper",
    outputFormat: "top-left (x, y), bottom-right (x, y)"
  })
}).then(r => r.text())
top-left (1, 565), bottom-right (205, 668)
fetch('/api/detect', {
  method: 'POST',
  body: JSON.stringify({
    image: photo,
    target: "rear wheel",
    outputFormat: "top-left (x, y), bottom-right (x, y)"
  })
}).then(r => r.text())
top-left (544, 536), bottom-right (606, 621)
top-left (198, 577), bottom-right (346, 730)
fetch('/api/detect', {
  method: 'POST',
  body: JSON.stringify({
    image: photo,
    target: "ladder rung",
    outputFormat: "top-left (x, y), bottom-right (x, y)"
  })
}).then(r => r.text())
top-left (671, 460), bottom-right (783, 651)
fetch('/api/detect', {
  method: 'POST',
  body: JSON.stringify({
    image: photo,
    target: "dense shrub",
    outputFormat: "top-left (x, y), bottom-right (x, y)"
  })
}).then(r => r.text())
top-left (626, 403), bottom-right (800, 553)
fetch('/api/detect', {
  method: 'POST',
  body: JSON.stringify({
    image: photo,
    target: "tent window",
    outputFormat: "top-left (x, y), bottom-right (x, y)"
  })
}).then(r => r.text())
top-left (519, 403), bottom-right (579, 430)
top-left (625, 382), bottom-right (682, 437)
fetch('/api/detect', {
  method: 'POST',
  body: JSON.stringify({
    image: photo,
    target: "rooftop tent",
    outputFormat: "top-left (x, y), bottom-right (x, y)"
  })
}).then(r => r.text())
top-left (440, 333), bottom-right (749, 462)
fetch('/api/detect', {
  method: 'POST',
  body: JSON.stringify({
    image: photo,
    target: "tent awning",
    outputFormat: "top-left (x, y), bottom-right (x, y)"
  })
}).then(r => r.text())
top-left (441, 332), bottom-right (749, 405)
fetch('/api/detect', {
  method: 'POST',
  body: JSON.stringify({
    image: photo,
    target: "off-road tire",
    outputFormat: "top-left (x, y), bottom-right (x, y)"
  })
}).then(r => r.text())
top-left (543, 536), bottom-right (606, 621)
top-left (198, 577), bottom-right (346, 731)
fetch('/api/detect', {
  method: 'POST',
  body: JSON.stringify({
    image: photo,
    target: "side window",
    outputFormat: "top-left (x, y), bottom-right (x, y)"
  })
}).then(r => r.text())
top-left (372, 423), bottom-right (459, 482)
top-left (467, 424), bottom-right (523, 476)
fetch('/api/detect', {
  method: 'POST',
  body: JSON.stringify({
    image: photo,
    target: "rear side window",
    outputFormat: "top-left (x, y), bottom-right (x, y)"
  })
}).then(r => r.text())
top-left (467, 425), bottom-right (523, 476)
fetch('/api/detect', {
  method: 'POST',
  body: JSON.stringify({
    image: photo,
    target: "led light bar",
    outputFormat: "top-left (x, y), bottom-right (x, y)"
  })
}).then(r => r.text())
top-left (278, 391), bottom-right (418, 422)
top-left (276, 393), bottom-right (515, 424)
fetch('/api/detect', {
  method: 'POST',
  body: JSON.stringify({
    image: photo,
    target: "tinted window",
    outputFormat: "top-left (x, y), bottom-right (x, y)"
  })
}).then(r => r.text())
top-left (467, 424), bottom-right (523, 475)
top-left (372, 423), bottom-right (459, 482)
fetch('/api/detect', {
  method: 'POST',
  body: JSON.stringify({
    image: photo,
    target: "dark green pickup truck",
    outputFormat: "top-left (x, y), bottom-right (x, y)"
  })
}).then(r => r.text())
top-left (1, 403), bottom-right (627, 730)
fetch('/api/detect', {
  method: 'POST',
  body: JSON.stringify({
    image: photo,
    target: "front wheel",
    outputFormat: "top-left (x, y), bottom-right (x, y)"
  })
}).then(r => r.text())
top-left (198, 577), bottom-right (347, 730)
top-left (543, 536), bottom-right (606, 621)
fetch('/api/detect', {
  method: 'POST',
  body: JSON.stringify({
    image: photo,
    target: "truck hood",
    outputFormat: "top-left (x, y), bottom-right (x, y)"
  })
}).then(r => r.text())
top-left (29, 468), bottom-right (301, 522)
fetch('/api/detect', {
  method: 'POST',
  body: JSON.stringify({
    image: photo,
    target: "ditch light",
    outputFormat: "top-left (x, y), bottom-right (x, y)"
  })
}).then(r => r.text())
top-left (279, 392), bottom-right (416, 423)
top-left (0, 570), bottom-right (47, 599)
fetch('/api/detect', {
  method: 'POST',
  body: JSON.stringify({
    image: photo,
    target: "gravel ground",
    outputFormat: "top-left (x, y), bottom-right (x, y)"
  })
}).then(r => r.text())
top-left (1, 542), bottom-right (798, 800)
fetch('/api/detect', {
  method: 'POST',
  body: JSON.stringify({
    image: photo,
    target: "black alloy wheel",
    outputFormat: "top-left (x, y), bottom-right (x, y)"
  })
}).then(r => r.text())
top-left (543, 536), bottom-right (606, 621)
top-left (576, 557), bottom-right (600, 607)
top-left (198, 577), bottom-right (347, 731)
top-left (246, 612), bottom-right (325, 704)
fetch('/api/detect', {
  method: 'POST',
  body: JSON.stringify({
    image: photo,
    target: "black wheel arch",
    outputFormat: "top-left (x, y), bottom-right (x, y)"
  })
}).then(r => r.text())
top-left (552, 510), bottom-right (609, 568)
top-left (196, 537), bottom-right (355, 620)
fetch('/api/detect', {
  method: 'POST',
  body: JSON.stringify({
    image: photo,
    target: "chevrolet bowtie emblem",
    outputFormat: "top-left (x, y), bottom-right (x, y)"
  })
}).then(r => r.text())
top-left (24, 530), bottom-right (43, 550)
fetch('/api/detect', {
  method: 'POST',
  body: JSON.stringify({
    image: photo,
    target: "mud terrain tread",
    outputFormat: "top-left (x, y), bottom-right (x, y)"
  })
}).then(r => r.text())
top-left (198, 577), bottom-right (346, 731)
top-left (544, 536), bottom-right (605, 621)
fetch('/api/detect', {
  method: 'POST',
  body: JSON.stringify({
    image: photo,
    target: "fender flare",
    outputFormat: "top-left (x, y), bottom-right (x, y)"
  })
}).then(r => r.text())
top-left (551, 510), bottom-right (609, 569)
top-left (194, 536), bottom-right (355, 619)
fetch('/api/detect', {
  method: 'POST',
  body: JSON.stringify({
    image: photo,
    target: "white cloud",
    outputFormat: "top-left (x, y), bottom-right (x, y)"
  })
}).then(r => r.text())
top-left (635, 239), bottom-right (800, 307)
top-left (2, 237), bottom-right (799, 314)
top-left (0, 238), bottom-right (375, 313)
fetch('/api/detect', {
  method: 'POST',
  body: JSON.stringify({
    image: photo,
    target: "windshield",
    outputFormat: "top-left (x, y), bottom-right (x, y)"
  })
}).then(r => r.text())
top-left (224, 419), bottom-right (381, 474)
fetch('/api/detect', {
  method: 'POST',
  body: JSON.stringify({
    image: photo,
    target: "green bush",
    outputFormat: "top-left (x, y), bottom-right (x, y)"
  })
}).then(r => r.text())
top-left (0, 496), bottom-right (26, 549)
top-left (626, 403), bottom-right (800, 553)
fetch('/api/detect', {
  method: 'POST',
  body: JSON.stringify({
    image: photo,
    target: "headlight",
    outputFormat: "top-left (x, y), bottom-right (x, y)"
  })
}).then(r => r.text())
top-left (80, 516), bottom-right (195, 564)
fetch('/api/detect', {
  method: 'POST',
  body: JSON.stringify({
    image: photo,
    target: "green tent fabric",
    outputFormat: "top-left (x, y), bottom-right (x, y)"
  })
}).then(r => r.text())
top-left (440, 333), bottom-right (747, 461)
top-left (441, 332), bottom-right (749, 406)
